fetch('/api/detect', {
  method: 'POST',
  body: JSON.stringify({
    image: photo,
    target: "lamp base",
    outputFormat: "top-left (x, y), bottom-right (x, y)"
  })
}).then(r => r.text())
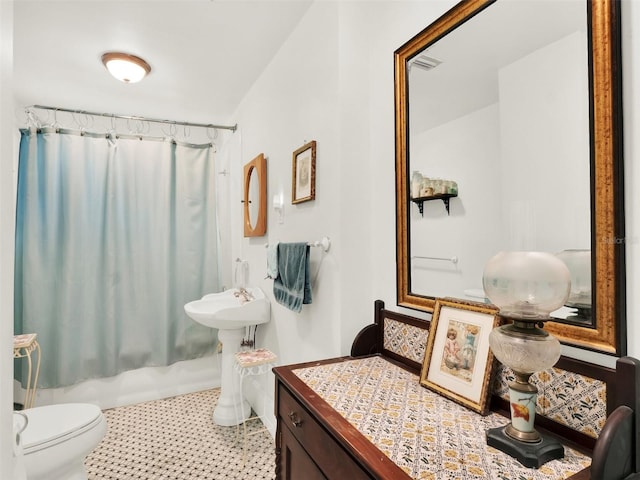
top-left (486, 426), bottom-right (564, 468)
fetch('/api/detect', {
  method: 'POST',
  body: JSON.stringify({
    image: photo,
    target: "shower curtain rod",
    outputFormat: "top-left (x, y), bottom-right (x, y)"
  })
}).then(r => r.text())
top-left (27, 104), bottom-right (238, 132)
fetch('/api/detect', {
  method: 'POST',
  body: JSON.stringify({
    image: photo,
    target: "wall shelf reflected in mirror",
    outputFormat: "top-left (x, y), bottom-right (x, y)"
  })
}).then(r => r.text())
top-left (411, 193), bottom-right (457, 216)
top-left (394, 0), bottom-right (625, 355)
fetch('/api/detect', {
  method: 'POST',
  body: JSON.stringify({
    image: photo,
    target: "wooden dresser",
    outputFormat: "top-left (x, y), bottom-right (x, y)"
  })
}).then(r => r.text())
top-left (273, 301), bottom-right (640, 480)
top-left (275, 357), bottom-right (412, 479)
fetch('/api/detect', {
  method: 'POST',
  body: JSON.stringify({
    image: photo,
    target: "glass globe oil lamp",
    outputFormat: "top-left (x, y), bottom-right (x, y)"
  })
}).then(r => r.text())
top-left (482, 251), bottom-right (571, 468)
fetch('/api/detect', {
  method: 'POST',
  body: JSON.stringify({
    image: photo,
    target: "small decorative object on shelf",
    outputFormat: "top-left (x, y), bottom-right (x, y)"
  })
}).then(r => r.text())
top-left (482, 251), bottom-right (571, 468)
top-left (411, 171), bottom-right (423, 198)
top-left (410, 171), bottom-right (458, 216)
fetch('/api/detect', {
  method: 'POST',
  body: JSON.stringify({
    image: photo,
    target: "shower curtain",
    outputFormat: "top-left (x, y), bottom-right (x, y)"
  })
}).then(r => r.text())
top-left (14, 128), bottom-right (221, 388)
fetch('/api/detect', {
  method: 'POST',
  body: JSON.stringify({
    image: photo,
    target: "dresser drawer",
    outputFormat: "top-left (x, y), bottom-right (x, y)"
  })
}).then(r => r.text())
top-left (277, 384), bottom-right (372, 479)
top-left (279, 419), bottom-right (327, 480)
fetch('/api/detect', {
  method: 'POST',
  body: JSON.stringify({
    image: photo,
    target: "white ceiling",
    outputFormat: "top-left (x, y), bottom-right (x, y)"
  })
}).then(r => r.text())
top-left (14, 0), bottom-right (588, 136)
top-left (13, 0), bottom-right (313, 127)
top-left (409, 0), bottom-right (587, 133)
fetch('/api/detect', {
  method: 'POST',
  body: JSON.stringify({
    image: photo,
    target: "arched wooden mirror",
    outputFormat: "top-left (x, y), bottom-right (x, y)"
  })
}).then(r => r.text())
top-left (395, 0), bottom-right (625, 354)
top-left (243, 153), bottom-right (267, 237)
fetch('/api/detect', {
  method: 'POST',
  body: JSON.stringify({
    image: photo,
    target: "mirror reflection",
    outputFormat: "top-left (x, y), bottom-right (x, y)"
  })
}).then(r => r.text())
top-left (248, 167), bottom-right (260, 230)
top-left (407, 0), bottom-right (590, 324)
top-left (395, 0), bottom-right (625, 355)
top-left (243, 153), bottom-right (267, 237)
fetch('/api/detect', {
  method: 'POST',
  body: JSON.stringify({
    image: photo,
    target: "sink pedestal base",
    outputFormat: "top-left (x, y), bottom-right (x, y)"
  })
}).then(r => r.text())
top-left (213, 328), bottom-right (251, 426)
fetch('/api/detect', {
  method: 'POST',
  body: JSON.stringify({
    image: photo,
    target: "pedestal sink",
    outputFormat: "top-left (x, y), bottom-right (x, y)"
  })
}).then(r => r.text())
top-left (184, 287), bottom-right (270, 426)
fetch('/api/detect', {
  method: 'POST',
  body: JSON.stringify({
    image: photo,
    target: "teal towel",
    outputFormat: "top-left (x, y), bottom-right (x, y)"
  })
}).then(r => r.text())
top-left (273, 243), bottom-right (311, 313)
top-left (266, 242), bottom-right (279, 279)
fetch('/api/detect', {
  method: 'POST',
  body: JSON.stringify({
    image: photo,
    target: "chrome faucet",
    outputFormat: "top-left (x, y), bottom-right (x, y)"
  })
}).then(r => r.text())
top-left (234, 287), bottom-right (254, 302)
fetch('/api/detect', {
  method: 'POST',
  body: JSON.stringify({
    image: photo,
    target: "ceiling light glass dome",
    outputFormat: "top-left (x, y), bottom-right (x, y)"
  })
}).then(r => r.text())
top-left (101, 52), bottom-right (151, 83)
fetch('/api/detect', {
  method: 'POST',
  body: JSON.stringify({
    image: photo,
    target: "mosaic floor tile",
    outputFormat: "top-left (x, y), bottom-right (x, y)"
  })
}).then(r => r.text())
top-left (85, 389), bottom-right (275, 480)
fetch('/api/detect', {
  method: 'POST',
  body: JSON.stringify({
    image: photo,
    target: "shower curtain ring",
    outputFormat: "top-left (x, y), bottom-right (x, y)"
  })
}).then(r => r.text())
top-left (161, 122), bottom-right (178, 141)
top-left (206, 127), bottom-right (219, 141)
top-left (25, 108), bottom-right (40, 129)
top-left (127, 118), bottom-right (146, 135)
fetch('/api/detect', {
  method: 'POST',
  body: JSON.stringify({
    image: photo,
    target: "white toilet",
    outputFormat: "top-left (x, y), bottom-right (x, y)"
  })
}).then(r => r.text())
top-left (20, 403), bottom-right (107, 480)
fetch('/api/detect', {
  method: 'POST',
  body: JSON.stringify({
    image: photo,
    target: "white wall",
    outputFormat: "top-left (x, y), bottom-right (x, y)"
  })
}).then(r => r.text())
top-left (229, 0), bottom-right (640, 391)
top-left (225, 1), bottom-right (342, 366)
top-left (410, 104), bottom-right (502, 299)
top-left (360, 0), bottom-right (459, 320)
top-left (222, 0), bottom-right (461, 427)
top-left (499, 31), bottom-right (590, 252)
top-left (219, 2), bottom-right (342, 431)
top-left (1, 1), bottom-right (14, 476)
top-left (405, 28), bottom-right (590, 303)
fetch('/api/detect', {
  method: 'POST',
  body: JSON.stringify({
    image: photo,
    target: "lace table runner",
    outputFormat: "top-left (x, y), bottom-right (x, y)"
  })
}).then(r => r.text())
top-left (293, 356), bottom-right (591, 479)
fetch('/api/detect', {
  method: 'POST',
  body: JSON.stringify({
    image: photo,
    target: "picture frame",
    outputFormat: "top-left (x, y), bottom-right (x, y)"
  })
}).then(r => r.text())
top-left (420, 297), bottom-right (500, 415)
top-left (292, 140), bottom-right (316, 204)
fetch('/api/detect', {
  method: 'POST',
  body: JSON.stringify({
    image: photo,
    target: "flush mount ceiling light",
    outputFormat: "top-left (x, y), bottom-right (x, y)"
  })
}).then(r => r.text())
top-left (101, 52), bottom-right (151, 83)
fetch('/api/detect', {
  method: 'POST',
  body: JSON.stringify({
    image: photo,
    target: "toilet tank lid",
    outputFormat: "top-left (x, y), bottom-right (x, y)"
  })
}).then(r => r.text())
top-left (21, 403), bottom-right (103, 449)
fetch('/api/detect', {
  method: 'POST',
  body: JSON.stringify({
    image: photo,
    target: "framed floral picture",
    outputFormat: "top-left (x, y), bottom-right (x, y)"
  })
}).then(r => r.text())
top-left (292, 140), bottom-right (316, 204)
top-left (420, 298), bottom-right (500, 415)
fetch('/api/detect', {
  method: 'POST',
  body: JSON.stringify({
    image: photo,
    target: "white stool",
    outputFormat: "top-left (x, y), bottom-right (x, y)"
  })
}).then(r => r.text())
top-left (233, 348), bottom-right (277, 468)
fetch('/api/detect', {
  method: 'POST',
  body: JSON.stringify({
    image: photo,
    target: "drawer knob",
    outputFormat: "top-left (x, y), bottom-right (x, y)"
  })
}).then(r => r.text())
top-left (288, 411), bottom-right (303, 427)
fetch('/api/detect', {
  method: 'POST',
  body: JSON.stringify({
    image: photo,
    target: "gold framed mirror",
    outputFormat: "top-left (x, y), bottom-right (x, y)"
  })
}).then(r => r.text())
top-left (395, 0), bottom-right (625, 355)
top-left (243, 153), bottom-right (267, 237)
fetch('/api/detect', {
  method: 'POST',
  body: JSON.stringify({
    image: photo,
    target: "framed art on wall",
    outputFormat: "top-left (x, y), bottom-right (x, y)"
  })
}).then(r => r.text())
top-left (420, 298), bottom-right (500, 415)
top-left (292, 140), bottom-right (316, 204)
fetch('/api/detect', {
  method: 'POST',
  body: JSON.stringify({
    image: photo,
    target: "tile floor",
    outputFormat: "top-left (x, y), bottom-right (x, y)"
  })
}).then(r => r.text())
top-left (85, 389), bottom-right (276, 480)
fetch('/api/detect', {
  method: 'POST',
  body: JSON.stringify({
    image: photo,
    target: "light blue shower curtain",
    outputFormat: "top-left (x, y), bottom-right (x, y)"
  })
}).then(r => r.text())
top-left (14, 128), bottom-right (221, 388)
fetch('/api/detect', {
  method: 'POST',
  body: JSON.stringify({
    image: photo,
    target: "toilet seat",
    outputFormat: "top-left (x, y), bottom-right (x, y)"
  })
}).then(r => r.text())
top-left (22, 403), bottom-right (104, 454)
